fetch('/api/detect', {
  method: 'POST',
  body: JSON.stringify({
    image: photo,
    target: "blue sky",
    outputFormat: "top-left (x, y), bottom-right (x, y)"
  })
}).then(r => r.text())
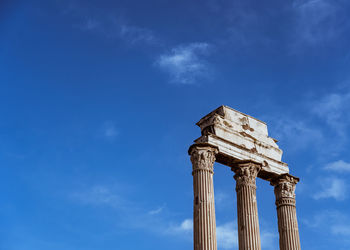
top-left (1, 0), bottom-right (350, 249)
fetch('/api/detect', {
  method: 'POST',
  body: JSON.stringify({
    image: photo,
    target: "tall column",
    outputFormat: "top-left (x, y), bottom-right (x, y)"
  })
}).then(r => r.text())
top-left (189, 144), bottom-right (218, 250)
top-left (271, 174), bottom-right (301, 250)
top-left (232, 161), bottom-right (262, 250)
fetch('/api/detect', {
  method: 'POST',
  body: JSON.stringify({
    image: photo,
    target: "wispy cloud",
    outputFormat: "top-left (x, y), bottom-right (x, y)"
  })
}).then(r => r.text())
top-left (63, 3), bottom-right (159, 46)
top-left (99, 121), bottom-right (119, 140)
top-left (332, 224), bottom-right (350, 236)
top-left (155, 43), bottom-right (212, 84)
top-left (264, 85), bottom-right (350, 156)
top-left (310, 89), bottom-right (350, 135)
top-left (80, 18), bottom-right (100, 31)
top-left (168, 219), bottom-right (238, 248)
top-left (72, 185), bottom-right (124, 207)
top-left (324, 160), bottom-right (350, 173)
top-left (261, 231), bottom-right (278, 250)
top-left (217, 222), bottom-right (276, 250)
top-left (169, 219), bottom-right (275, 250)
top-left (268, 116), bottom-right (323, 152)
top-left (304, 210), bottom-right (350, 237)
top-left (215, 190), bottom-right (233, 210)
top-left (292, 0), bottom-right (349, 46)
top-left (225, 7), bottom-right (274, 50)
top-left (167, 218), bottom-right (193, 235)
top-left (216, 222), bottom-right (238, 249)
top-left (148, 205), bottom-right (165, 215)
top-left (71, 184), bottom-right (162, 232)
top-left (72, 185), bottom-right (277, 248)
top-left (313, 177), bottom-right (347, 201)
top-left (119, 24), bottom-right (158, 45)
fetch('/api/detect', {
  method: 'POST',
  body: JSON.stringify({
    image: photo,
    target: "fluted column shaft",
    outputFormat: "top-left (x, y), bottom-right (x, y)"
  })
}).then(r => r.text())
top-left (189, 144), bottom-right (218, 250)
top-left (233, 162), bottom-right (262, 250)
top-left (271, 174), bottom-right (301, 250)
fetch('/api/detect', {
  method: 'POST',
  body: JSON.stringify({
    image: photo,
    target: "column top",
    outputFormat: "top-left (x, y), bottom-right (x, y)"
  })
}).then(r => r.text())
top-left (270, 173), bottom-right (300, 186)
top-left (188, 143), bottom-right (219, 156)
top-left (191, 105), bottom-right (289, 180)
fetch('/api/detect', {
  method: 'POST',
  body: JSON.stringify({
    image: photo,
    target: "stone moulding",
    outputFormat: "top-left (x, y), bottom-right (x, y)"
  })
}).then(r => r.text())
top-left (193, 105), bottom-right (289, 180)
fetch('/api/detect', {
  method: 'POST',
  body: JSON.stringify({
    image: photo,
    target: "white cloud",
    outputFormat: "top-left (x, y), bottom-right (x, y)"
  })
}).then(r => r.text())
top-left (216, 222), bottom-right (238, 249)
top-left (313, 177), bottom-right (347, 201)
top-left (156, 43), bottom-right (212, 84)
top-left (324, 160), bottom-right (350, 173)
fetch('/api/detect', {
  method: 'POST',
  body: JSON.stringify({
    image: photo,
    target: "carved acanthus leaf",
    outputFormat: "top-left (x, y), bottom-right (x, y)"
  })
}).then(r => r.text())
top-left (190, 146), bottom-right (218, 172)
top-left (233, 162), bottom-right (261, 188)
top-left (272, 174), bottom-right (298, 200)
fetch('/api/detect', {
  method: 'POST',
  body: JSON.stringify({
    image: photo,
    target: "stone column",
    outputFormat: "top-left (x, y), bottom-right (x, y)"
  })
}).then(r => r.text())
top-left (189, 144), bottom-right (218, 250)
top-left (232, 161), bottom-right (262, 250)
top-left (271, 174), bottom-right (301, 250)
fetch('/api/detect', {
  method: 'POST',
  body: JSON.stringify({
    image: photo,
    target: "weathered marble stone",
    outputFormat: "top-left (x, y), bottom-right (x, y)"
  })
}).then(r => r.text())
top-left (189, 144), bottom-right (218, 250)
top-left (194, 105), bottom-right (289, 178)
top-left (233, 161), bottom-right (262, 250)
top-left (189, 106), bottom-right (301, 250)
top-left (271, 174), bottom-right (301, 250)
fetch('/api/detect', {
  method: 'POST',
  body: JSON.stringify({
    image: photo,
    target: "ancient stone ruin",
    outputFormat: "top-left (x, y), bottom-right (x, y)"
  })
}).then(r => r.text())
top-left (189, 105), bottom-right (301, 250)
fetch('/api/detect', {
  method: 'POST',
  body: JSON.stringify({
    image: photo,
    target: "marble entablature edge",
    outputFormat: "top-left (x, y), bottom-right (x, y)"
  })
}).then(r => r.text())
top-left (194, 134), bottom-right (289, 179)
top-left (196, 111), bottom-right (280, 153)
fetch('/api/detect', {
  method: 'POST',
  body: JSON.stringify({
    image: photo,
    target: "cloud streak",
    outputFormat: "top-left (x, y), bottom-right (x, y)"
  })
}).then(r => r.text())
top-left (148, 205), bottom-right (165, 215)
top-left (324, 160), bottom-right (350, 173)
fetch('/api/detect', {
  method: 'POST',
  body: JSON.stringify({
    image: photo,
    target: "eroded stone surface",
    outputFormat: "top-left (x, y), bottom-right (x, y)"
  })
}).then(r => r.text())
top-left (188, 106), bottom-right (301, 250)
top-left (194, 105), bottom-right (289, 178)
top-left (189, 145), bottom-right (218, 250)
top-left (233, 162), bottom-right (262, 250)
top-left (271, 174), bottom-right (301, 250)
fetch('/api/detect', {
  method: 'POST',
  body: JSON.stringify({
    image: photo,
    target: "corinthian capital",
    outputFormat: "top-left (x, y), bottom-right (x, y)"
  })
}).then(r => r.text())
top-left (233, 161), bottom-right (261, 189)
top-left (271, 174), bottom-right (299, 200)
top-left (189, 144), bottom-right (218, 172)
